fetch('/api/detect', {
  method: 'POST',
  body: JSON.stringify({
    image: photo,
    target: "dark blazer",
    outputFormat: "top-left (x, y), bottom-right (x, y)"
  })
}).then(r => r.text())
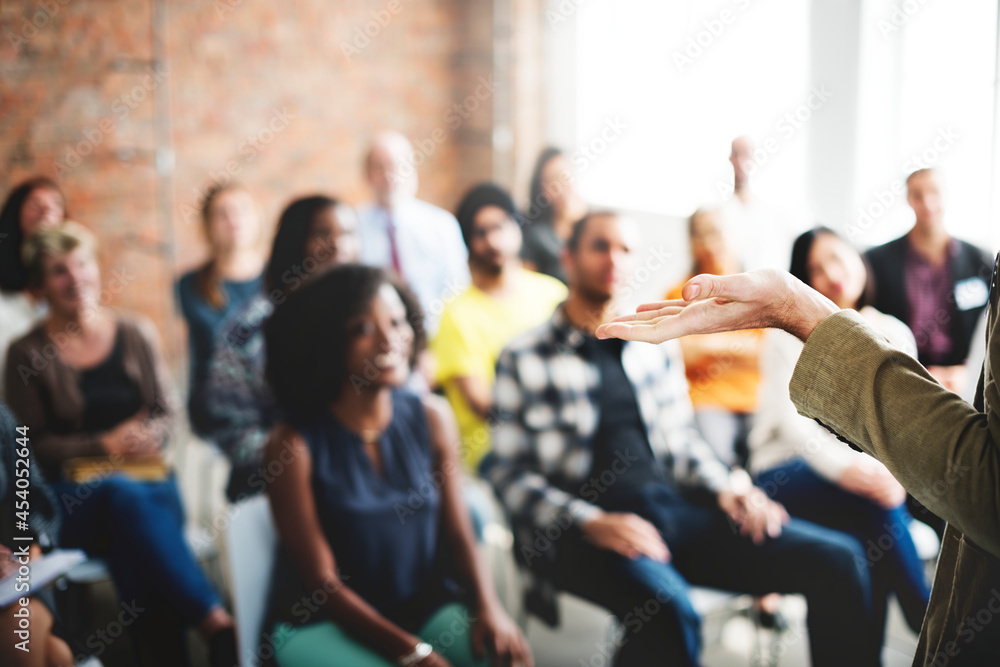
top-left (865, 234), bottom-right (992, 366)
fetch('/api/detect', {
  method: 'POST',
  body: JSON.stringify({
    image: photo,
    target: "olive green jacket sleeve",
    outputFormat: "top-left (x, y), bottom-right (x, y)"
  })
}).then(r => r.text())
top-left (789, 306), bottom-right (999, 558)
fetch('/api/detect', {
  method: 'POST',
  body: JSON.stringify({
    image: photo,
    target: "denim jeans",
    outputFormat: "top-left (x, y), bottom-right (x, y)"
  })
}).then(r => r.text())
top-left (545, 486), bottom-right (879, 667)
top-left (53, 474), bottom-right (220, 652)
top-left (756, 459), bottom-right (931, 637)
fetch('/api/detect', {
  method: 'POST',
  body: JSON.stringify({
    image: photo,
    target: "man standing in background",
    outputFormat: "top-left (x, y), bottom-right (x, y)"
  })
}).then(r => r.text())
top-left (357, 130), bottom-right (470, 337)
top-left (721, 135), bottom-right (797, 272)
top-left (865, 168), bottom-right (992, 394)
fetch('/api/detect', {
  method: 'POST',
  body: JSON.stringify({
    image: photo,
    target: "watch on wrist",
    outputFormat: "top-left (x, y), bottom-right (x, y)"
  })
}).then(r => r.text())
top-left (398, 641), bottom-right (433, 666)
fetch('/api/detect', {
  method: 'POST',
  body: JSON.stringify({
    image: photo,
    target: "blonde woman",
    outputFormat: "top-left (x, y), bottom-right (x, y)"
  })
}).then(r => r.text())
top-left (5, 223), bottom-right (236, 666)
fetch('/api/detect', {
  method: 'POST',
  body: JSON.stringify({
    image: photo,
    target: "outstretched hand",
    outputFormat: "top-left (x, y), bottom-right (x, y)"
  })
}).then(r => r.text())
top-left (595, 269), bottom-right (840, 344)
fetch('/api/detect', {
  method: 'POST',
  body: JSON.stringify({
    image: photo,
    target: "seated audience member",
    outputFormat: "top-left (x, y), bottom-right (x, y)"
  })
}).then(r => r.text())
top-left (202, 195), bottom-right (359, 500)
top-left (4, 223), bottom-right (235, 667)
top-left (666, 208), bottom-right (762, 467)
top-left (0, 399), bottom-right (75, 667)
top-left (865, 168), bottom-right (992, 391)
top-left (263, 265), bottom-right (531, 667)
top-left (749, 227), bottom-right (930, 642)
top-left (864, 168), bottom-right (992, 536)
top-left (520, 147), bottom-right (588, 284)
top-left (357, 130), bottom-right (469, 337)
top-left (489, 212), bottom-right (879, 667)
top-left (0, 177), bottom-right (66, 398)
top-left (431, 183), bottom-right (566, 473)
top-left (177, 183), bottom-right (266, 434)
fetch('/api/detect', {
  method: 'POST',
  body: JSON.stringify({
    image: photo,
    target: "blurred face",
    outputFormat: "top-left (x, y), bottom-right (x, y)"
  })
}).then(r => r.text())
top-left (468, 205), bottom-right (522, 273)
top-left (564, 214), bottom-right (638, 302)
top-left (540, 155), bottom-right (578, 216)
top-left (806, 233), bottom-right (867, 310)
top-left (689, 210), bottom-right (731, 273)
top-left (365, 141), bottom-right (417, 204)
top-left (906, 171), bottom-right (944, 230)
top-left (343, 283), bottom-right (414, 388)
top-left (205, 189), bottom-right (261, 252)
top-left (305, 204), bottom-right (360, 268)
top-left (39, 247), bottom-right (101, 315)
top-left (20, 187), bottom-right (64, 235)
top-left (730, 137), bottom-right (754, 186)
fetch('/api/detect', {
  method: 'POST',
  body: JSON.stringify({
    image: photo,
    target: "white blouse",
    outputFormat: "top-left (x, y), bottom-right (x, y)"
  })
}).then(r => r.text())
top-left (0, 290), bottom-right (47, 400)
top-left (748, 306), bottom-right (917, 481)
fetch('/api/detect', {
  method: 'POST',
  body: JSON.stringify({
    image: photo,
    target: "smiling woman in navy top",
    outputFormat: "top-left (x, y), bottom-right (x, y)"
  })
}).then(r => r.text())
top-left (262, 265), bottom-right (532, 667)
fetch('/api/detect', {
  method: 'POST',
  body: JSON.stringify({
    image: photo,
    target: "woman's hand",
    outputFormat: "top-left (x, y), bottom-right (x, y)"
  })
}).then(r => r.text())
top-left (595, 270), bottom-right (840, 344)
top-left (718, 487), bottom-right (790, 545)
top-left (838, 461), bottom-right (907, 509)
top-left (101, 410), bottom-right (160, 456)
top-left (472, 602), bottom-right (534, 667)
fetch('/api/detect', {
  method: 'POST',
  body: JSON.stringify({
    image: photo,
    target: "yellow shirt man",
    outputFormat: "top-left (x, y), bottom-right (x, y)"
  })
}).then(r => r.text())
top-left (432, 268), bottom-right (567, 472)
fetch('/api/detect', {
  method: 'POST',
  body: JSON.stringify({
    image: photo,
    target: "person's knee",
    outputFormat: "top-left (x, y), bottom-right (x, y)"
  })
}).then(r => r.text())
top-left (45, 634), bottom-right (74, 667)
top-left (808, 536), bottom-right (870, 592)
top-left (102, 475), bottom-right (149, 507)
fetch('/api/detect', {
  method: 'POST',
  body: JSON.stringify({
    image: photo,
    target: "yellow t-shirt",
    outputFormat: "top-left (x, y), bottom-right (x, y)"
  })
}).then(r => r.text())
top-left (667, 280), bottom-right (762, 413)
top-left (431, 269), bottom-right (567, 472)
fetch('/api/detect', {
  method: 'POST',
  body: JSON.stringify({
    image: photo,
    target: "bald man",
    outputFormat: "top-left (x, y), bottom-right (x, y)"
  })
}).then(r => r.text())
top-left (357, 130), bottom-right (469, 336)
top-left (720, 135), bottom-right (797, 272)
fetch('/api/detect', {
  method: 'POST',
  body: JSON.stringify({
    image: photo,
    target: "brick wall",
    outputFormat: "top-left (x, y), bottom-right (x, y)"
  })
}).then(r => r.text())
top-left (0, 0), bottom-right (550, 380)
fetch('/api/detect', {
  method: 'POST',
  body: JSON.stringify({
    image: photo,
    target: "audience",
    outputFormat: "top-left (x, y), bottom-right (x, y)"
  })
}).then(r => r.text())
top-left (201, 195), bottom-right (359, 500)
top-left (262, 265), bottom-right (532, 667)
top-left (3, 223), bottom-right (235, 667)
top-left (489, 211), bottom-right (879, 667)
top-left (357, 130), bottom-right (469, 337)
top-left (2, 130), bottom-right (991, 667)
top-left (0, 399), bottom-right (76, 667)
top-left (176, 183), bottom-right (266, 435)
top-left (520, 147), bottom-right (588, 284)
top-left (666, 207), bottom-right (762, 467)
top-left (0, 177), bottom-right (66, 398)
top-left (431, 183), bottom-right (567, 473)
top-left (749, 227), bottom-right (931, 644)
top-left (865, 168), bottom-right (992, 392)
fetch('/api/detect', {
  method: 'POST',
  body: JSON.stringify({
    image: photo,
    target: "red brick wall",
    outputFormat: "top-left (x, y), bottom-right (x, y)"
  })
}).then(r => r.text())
top-left (0, 0), bottom-right (514, 378)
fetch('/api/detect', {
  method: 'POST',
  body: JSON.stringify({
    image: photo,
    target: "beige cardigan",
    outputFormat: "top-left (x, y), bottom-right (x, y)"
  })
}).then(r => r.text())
top-left (790, 255), bottom-right (1000, 666)
top-left (3, 311), bottom-right (178, 478)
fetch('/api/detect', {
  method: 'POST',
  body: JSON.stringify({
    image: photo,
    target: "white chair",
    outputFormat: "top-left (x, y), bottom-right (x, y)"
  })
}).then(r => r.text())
top-left (222, 495), bottom-right (277, 667)
top-left (908, 518), bottom-right (942, 562)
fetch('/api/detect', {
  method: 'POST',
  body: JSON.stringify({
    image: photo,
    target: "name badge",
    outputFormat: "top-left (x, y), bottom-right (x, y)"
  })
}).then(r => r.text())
top-left (955, 277), bottom-right (989, 311)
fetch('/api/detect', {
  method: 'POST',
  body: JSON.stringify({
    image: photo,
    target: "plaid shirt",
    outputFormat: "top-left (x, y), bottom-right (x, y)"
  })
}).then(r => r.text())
top-left (487, 305), bottom-right (733, 533)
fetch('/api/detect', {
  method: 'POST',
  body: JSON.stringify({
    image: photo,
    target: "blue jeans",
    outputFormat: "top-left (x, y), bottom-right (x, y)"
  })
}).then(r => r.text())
top-left (756, 459), bottom-right (930, 636)
top-left (52, 475), bottom-right (220, 644)
top-left (545, 486), bottom-right (879, 667)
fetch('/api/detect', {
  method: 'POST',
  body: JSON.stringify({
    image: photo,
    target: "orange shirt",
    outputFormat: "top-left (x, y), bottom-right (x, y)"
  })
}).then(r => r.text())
top-left (667, 280), bottom-right (763, 413)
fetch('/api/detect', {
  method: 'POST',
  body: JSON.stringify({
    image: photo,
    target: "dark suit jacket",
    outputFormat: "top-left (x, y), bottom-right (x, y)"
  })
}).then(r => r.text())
top-left (865, 235), bottom-right (992, 366)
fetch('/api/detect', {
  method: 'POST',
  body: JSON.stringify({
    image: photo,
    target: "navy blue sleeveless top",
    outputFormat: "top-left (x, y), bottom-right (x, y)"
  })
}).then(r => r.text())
top-left (268, 389), bottom-right (452, 627)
